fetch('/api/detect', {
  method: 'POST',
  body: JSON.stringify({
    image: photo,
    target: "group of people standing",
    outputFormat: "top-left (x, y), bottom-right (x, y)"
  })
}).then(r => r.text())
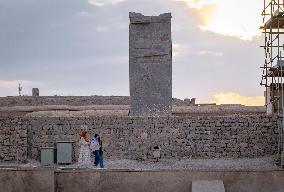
top-left (78, 130), bottom-right (104, 168)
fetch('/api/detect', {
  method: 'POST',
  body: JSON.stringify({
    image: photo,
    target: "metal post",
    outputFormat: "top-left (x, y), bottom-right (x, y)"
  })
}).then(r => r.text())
top-left (279, 114), bottom-right (284, 168)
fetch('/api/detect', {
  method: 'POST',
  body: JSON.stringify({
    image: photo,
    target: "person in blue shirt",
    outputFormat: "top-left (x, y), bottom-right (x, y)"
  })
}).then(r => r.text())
top-left (91, 133), bottom-right (104, 168)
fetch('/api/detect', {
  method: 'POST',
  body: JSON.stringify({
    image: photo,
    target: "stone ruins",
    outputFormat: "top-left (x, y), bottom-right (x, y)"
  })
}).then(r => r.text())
top-left (129, 13), bottom-right (172, 116)
top-left (32, 88), bottom-right (39, 97)
top-left (0, 13), bottom-right (278, 164)
top-left (0, 115), bottom-right (278, 162)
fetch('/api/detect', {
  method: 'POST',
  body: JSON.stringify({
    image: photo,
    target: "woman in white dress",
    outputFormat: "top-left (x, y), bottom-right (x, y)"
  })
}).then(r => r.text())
top-left (78, 130), bottom-right (91, 167)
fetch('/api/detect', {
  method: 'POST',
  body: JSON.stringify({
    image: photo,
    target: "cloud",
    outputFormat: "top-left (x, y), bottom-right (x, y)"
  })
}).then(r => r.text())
top-left (88, 0), bottom-right (126, 6)
top-left (77, 11), bottom-right (92, 17)
top-left (172, 43), bottom-right (183, 57)
top-left (197, 50), bottom-right (223, 57)
top-left (178, 0), bottom-right (262, 40)
top-left (96, 26), bottom-right (107, 32)
top-left (0, 80), bottom-right (23, 89)
top-left (210, 92), bottom-right (265, 106)
top-left (0, 0), bottom-right (264, 102)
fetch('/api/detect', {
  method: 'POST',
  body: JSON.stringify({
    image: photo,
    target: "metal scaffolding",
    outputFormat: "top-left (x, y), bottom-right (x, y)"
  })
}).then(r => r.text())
top-left (261, 0), bottom-right (284, 167)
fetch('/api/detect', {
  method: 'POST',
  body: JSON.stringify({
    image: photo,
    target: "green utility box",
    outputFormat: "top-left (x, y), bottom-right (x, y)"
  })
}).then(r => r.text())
top-left (56, 141), bottom-right (74, 164)
top-left (40, 147), bottom-right (54, 166)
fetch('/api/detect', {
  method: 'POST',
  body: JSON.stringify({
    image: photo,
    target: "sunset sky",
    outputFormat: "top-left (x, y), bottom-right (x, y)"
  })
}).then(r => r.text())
top-left (0, 0), bottom-right (265, 105)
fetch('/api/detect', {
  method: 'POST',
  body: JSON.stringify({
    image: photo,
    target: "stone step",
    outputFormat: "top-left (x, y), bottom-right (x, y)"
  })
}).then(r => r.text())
top-left (192, 180), bottom-right (225, 192)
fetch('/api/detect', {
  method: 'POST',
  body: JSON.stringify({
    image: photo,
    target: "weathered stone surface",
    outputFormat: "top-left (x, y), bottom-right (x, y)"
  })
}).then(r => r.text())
top-left (0, 115), bottom-right (279, 162)
top-left (192, 180), bottom-right (225, 192)
top-left (0, 96), bottom-right (266, 116)
top-left (129, 12), bottom-right (172, 116)
top-left (239, 142), bottom-right (248, 148)
top-left (0, 169), bottom-right (54, 192)
top-left (1, 169), bottom-right (284, 192)
top-left (32, 88), bottom-right (39, 97)
top-left (0, 117), bottom-right (27, 162)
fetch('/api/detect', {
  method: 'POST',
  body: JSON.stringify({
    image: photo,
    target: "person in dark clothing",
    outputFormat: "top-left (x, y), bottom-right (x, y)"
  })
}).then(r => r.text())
top-left (91, 133), bottom-right (104, 168)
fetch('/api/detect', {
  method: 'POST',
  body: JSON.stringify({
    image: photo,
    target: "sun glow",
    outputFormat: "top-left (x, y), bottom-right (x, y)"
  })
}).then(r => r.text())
top-left (179, 0), bottom-right (262, 40)
top-left (88, 0), bottom-right (125, 6)
top-left (210, 92), bottom-right (265, 106)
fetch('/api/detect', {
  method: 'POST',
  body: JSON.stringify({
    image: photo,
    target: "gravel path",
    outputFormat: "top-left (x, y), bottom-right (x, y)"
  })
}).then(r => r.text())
top-left (104, 156), bottom-right (279, 171)
top-left (0, 156), bottom-right (280, 171)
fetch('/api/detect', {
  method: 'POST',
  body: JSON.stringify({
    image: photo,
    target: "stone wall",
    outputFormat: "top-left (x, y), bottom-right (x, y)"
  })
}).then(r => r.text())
top-left (0, 115), bottom-right (278, 162)
top-left (0, 104), bottom-right (266, 118)
top-left (0, 117), bottom-right (27, 161)
top-left (2, 169), bottom-right (284, 192)
top-left (129, 12), bottom-right (172, 116)
top-left (0, 96), bottom-right (196, 107)
top-left (0, 96), bottom-right (131, 107)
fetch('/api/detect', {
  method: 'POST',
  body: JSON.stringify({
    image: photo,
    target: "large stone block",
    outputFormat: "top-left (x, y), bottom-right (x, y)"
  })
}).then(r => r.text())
top-left (129, 12), bottom-right (172, 117)
top-left (32, 88), bottom-right (39, 97)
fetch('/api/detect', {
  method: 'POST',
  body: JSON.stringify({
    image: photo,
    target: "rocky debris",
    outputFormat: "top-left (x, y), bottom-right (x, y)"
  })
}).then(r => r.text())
top-left (100, 156), bottom-right (279, 171)
top-left (0, 156), bottom-right (279, 171)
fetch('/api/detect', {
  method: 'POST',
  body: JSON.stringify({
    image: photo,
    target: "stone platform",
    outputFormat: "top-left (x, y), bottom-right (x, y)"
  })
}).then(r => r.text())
top-left (0, 167), bottom-right (283, 192)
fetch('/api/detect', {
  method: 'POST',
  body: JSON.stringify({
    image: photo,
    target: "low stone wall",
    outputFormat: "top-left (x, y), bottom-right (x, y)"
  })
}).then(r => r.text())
top-left (0, 96), bottom-right (131, 107)
top-left (55, 169), bottom-right (284, 192)
top-left (0, 115), bottom-right (278, 162)
top-left (0, 96), bottom-right (197, 107)
top-left (1, 168), bottom-right (284, 192)
top-left (0, 117), bottom-right (27, 161)
top-left (0, 168), bottom-right (54, 192)
top-left (0, 105), bottom-right (266, 118)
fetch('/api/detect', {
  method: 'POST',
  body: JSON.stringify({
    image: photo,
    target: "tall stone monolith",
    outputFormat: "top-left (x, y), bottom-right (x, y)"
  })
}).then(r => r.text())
top-left (129, 12), bottom-right (172, 116)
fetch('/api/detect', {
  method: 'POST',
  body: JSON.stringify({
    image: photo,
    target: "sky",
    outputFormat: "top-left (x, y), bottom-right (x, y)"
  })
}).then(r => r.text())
top-left (0, 0), bottom-right (265, 105)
